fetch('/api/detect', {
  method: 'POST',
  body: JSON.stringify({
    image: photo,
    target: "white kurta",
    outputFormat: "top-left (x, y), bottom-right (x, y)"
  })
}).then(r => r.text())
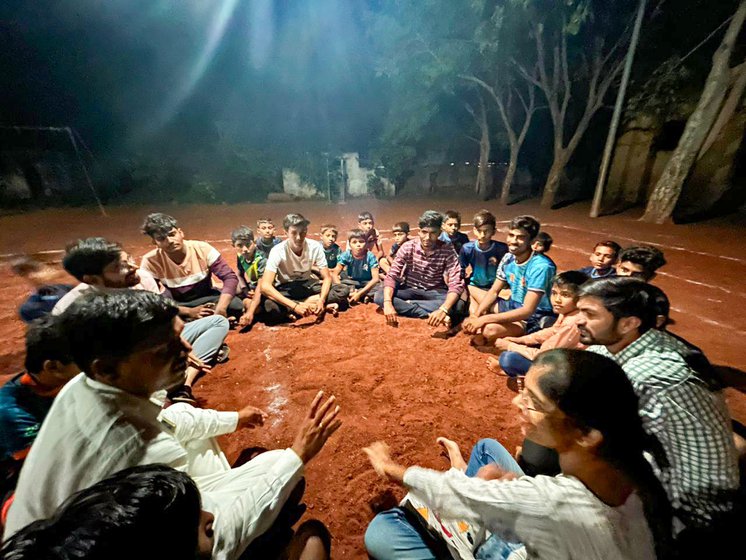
top-left (5, 374), bottom-right (304, 560)
top-left (404, 467), bottom-right (656, 560)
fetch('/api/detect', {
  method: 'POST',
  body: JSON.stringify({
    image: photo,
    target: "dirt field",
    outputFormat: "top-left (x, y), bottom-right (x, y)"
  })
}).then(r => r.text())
top-left (1, 198), bottom-right (744, 558)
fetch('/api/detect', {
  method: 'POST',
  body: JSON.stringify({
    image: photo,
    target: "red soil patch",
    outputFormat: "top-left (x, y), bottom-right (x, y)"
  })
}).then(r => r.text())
top-left (1, 198), bottom-right (744, 558)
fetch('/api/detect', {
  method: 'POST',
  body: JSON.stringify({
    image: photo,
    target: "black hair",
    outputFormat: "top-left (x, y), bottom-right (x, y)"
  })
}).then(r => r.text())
top-left (357, 211), bottom-right (374, 222)
top-left (418, 210), bottom-right (444, 231)
top-left (577, 276), bottom-right (658, 334)
top-left (0, 465), bottom-right (201, 560)
top-left (256, 218), bottom-right (274, 227)
top-left (618, 245), bottom-right (666, 281)
top-left (348, 228), bottom-right (366, 242)
top-left (24, 316), bottom-right (74, 375)
top-left (534, 231), bottom-right (553, 252)
top-left (282, 213), bottom-right (310, 231)
top-left (443, 210), bottom-right (461, 225)
top-left (392, 222), bottom-right (410, 233)
top-left (62, 238), bottom-right (123, 282)
top-left (594, 240), bottom-right (622, 259)
top-left (472, 210), bottom-right (496, 230)
top-left (230, 226), bottom-right (254, 245)
top-left (320, 224), bottom-right (338, 235)
top-left (9, 256), bottom-right (41, 277)
top-left (552, 270), bottom-right (589, 296)
top-left (645, 283), bottom-right (671, 328)
top-left (140, 213), bottom-right (178, 238)
top-left (533, 349), bottom-right (673, 560)
top-left (58, 290), bottom-right (178, 376)
top-left (508, 215), bottom-right (540, 240)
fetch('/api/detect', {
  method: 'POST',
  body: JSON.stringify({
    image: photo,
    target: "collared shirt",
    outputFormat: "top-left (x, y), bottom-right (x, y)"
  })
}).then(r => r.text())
top-left (589, 329), bottom-right (739, 528)
top-left (384, 238), bottom-right (465, 295)
top-left (404, 467), bottom-right (655, 560)
top-left (5, 374), bottom-right (303, 559)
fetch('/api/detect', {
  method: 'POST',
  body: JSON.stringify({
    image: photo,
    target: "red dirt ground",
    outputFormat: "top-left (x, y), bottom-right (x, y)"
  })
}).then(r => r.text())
top-left (1, 198), bottom-right (744, 558)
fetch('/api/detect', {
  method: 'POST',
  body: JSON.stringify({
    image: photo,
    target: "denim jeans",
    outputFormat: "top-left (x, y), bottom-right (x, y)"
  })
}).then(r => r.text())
top-left (373, 285), bottom-right (447, 319)
top-left (364, 439), bottom-right (525, 560)
top-left (497, 351), bottom-right (533, 378)
top-left (496, 298), bottom-right (556, 334)
top-left (182, 315), bottom-right (230, 363)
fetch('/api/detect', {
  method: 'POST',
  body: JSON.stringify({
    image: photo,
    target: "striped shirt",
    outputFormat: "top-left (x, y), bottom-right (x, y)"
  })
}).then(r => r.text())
top-left (589, 329), bottom-right (739, 529)
top-left (384, 238), bottom-right (464, 295)
top-left (140, 240), bottom-right (238, 302)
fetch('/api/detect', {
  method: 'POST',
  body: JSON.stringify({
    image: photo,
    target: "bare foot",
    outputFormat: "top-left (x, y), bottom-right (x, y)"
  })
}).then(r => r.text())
top-left (437, 437), bottom-right (467, 471)
top-left (325, 303), bottom-right (339, 317)
top-left (470, 333), bottom-right (488, 347)
top-left (486, 356), bottom-right (506, 376)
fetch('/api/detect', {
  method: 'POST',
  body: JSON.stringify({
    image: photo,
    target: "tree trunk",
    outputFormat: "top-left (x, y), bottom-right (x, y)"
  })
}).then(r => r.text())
top-left (501, 141), bottom-right (519, 204)
top-left (541, 155), bottom-right (566, 207)
top-left (642, 0), bottom-right (746, 223)
top-left (476, 130), bottom-right (491, 199)
top-left (699, 61), bottom-right (746, 158)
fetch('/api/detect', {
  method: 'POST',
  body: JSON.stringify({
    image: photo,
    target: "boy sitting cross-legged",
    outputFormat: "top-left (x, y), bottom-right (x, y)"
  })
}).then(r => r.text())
top-left (486, 270), bottom-right (589, 377)
top-left (333, 229), bottom-right (381, 305)
top-left (319, 224), bottom-right (342, 269)
top-left (255, 218), bottom-right (282, 259)
top-left (459, 210), bottom-right (508, 316)
top-left (379, 222), bottom-right (409, 275)
top-left (230, 226), bottom-right (266, 329)
top-left (439, 210), bottom-right (470, 255)
top-left (577, 240), bottom-right (621, 279)
top-left (616, 245), bottom-right (666, 281)
top-left (354, 211), bottom-right (384, 259)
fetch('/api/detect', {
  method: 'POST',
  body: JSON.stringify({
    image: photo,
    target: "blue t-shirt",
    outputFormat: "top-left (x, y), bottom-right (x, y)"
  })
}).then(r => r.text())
top-left (256, 237), bottom-right (282, 259)
top-left (18, 284), bottom-right (73, 324)
top-left (439, 231), bottom-right (469, 256)
top-left (496, 252), bottom-right (556, 313)
top-left (459, 240), bottom-right (509, 288)
top-left (0, 373), bottom-right (55, 462)
top-left (324, 243), bottom-right (342, 269)
top-left (578, 265), bottom-right (616, 279)
top-left (338, 250), bottom-right (379, 282)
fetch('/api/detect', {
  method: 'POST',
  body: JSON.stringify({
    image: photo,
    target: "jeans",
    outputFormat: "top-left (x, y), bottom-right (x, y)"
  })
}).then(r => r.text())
top-left (179, 289), bottom-right (245, 319)
top-left (364, 439), bottom-right (525, 560)
top-left (373, 285), bottom-right (447, 319)
top-left (497, 351), bottom-right (533, 378)
top-left (182, 315), bottom-right (230, 363)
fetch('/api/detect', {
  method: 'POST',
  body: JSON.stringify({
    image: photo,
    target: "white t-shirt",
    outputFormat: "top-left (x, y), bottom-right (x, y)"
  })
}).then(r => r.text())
top-left (265, 239), bottom-right (327, 284)
top-left (404, 467), bottom-right (656, 560)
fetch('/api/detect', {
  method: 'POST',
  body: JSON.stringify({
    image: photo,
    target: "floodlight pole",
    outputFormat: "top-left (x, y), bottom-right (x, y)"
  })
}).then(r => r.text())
top-left (339, 156), bottom-right (346, 205)
top-left (66, 127), bottom-right (107, 217)
top-left (590, 0), bottom-right (647, 218)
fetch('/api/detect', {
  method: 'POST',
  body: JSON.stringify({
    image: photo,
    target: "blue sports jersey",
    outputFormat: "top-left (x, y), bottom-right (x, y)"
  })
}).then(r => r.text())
top-left (459, 240), bottom-right (509, 288)
top-left (497, 252), bottom-right (556, 312)
top-left (0, 373), bottom-right (54, 462)
top-left (578, 265), bottom-right (616, 279)
top-left (324, 243), bottom-right (342, 269)
top-left (438, 231), bottom-right (469, 256)
top-left (338, 250), bottom-right (379, 282)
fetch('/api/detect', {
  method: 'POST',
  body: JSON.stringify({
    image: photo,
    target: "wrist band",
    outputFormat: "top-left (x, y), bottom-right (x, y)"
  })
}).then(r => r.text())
top-left (439, 306), bottom-right (449, 314)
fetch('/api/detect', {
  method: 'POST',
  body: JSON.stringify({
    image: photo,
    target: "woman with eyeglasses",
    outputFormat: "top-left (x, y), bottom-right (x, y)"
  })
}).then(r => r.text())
top-left (363, 349), bottom-right (672, 560)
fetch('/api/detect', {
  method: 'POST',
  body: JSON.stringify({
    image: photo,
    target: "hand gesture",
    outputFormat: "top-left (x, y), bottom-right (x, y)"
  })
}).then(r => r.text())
top-left (237, 405), bottom-right (268, 429)
top-left (427, 308), bottom-right (447, 327)
top-left (348, 290), bottom-right (362, 304)
top-left (475, 463), bottom-right (519, 482)
top-left (462, 316), bottom-right (483, 335)
top-left (291, 391), bottom-right (342, 464)
top-left (383, 301), bottom-right (398, 326)
top-left (363, 441), bottom-right (407, 483)
top-left (238, 311), bottom-right (255, 329)
top-left (187, 353), bottom-right (212, 375)
top-left (292, 302), bottom-right (314, 318)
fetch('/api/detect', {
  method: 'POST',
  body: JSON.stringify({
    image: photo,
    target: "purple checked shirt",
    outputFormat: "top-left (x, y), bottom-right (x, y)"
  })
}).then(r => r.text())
top-left (384, 238), bottom-right (465, 295)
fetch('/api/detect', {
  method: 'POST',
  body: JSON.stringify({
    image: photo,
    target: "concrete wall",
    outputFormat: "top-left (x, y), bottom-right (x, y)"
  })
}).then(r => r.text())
top-left (282, 169), bottom-right (321, 199)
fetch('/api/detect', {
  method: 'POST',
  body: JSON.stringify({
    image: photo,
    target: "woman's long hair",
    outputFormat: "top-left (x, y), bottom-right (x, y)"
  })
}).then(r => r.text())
top-left (534, 349), bottom-right (673, 559)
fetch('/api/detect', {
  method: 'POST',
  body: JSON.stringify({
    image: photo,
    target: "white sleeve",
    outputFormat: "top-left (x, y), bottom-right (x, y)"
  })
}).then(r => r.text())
top-left (159, 404), bottom-right (238, 443)
top-left (312, 243), bottom-right (328, 269)
top-left (265, 244), bottom-right (283, 273)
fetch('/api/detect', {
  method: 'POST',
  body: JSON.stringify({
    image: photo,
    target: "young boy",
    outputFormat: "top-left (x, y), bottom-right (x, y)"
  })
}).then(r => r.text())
top-left (255, 218), bottom-right (282, 259)
top-left (355, 211), bottom-right (384, 259)
top-left (9, 257), bottom-right (73, 323)
top-left (616, 245), bottom-right (667, 281)
top-left (578, 241), bottom-right (621, 279)
top-left (439, 210), bottom-right (470, 255)
top-left (485, 270), bottom-right (589, 377)
top-left (531, 231), bottom-right (553, 255)
top-left (334, 229), bottom-right (381, 304)
top-left (379, 222), bottom-right (410, 275)
top-left (459, 210), bottom-right (508, 315)
top-left (230, 226), bottom-right (266, 329)
top-left (140, 213), bottom-right (243, 319)
top-left (320, 224), bottom-right (342, 269)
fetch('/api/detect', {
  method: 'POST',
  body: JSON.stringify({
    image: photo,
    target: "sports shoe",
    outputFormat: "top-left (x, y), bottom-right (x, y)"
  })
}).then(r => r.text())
top-left (216, 343), bottom-right (230, 363)
top-left (168, 385), bottom-right (197, 406)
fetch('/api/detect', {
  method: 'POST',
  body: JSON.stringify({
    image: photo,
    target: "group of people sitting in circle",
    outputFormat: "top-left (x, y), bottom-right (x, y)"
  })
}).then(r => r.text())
top-left (0, 206), bottom-right (742, 559)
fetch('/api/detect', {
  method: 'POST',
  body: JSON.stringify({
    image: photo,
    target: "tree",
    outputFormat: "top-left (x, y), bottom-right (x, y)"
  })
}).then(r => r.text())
top-left (463, 92), bottom-right (493, 199)
top-left (510, 0), bottom-right (635, 207)
top-left (642, 0), bottom-right (746, 223)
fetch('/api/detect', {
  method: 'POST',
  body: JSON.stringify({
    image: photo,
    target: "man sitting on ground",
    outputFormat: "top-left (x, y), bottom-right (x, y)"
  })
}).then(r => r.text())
top-left (5, 290), bottom-right (342, 560)
top-left (463, 215), bottom-right (556, 343)
top-left (616, 245), bottom-right (667, 281)
top-left (261, 213), bottom-right (349, 323)
top-left (374, 210), bottom-right (465, 327)
top-left (52, 237), bottom-right (228, 405)
top-left (140, 213), bottom-right (243, 320)
top-left (578, 241), bottom-right (621, 279)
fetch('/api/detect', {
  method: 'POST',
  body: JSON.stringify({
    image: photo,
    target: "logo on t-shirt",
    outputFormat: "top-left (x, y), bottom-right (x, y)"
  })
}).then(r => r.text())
top-left (488, 257), bottom-right (498, 266)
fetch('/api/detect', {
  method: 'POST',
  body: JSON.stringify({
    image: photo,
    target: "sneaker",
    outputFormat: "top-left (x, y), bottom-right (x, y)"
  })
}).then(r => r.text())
top-left (216, 343), bottom-right (230, 364)
top-left (169, 385), bottom-right (197, 405)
